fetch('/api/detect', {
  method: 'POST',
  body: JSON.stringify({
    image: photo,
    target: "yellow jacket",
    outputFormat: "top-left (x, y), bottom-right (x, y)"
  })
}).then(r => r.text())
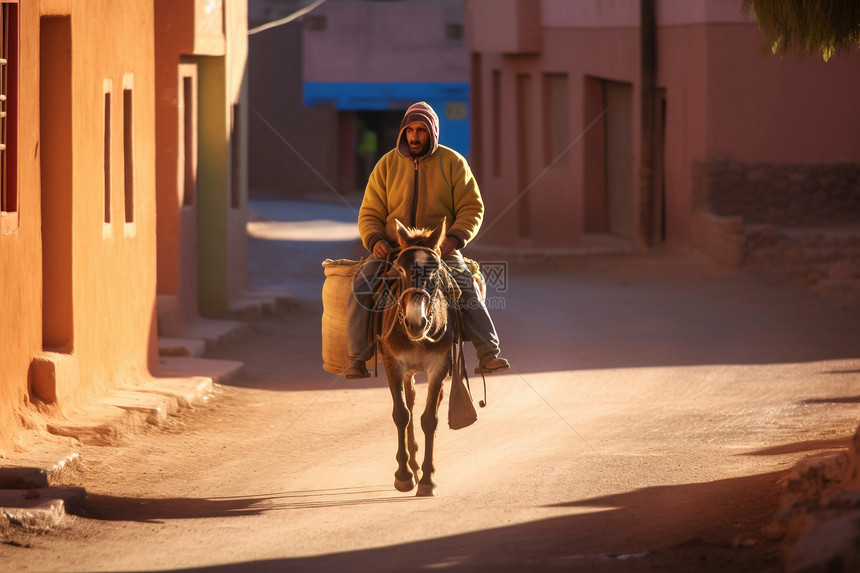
top-left (358, 144), bottom-right (484, 252)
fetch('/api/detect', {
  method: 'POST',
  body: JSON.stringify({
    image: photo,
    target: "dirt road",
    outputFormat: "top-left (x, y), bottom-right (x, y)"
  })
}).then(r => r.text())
top-left (3, 199), bottom-right (859, 572)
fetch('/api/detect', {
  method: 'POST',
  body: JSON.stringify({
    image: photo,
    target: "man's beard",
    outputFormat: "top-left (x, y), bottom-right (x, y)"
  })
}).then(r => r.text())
top-left (409, 140), bottom-right (428, 157)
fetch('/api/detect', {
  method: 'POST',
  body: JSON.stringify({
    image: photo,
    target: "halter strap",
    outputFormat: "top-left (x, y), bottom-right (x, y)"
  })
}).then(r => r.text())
top-left (394, 245), bottom-right (442, 264)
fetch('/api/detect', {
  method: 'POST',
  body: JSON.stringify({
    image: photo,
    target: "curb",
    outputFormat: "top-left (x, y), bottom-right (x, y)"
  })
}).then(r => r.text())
top-left (0, 358), bottom-right (238, 535)
top-left (44, 360), bottom-right (233, 446)
top-left (0, 450), bottom-right (83, 490)
top-left (0, 487), bottom-right (86, 533)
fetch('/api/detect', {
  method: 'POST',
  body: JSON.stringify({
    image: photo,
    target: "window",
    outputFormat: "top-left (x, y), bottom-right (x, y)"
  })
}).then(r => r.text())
top-left (230, 103), bottom-right (241, 210)
top-left (104, 87), bottom-right (111, 223)
top-left (543, 73), bottom-right (570, 169)
top-left (446, 24), bottom-right (463, 41)
top-left (123, 87), bottom-right (134, 223)
top-left (0, 1), bottom-right (19, 223)
top-left (516, 74), bottom-right (532, 239)
top-left (470, 53), bottom-right (483, 179)
top-left (491, 70), bottom-right (501, 177)
top-left (182, 76), bottom-right (195, 206)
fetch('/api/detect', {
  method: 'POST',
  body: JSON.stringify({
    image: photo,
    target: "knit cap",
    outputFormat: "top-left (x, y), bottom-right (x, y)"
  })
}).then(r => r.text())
top-left (396, 101), bottom-right (439, 159)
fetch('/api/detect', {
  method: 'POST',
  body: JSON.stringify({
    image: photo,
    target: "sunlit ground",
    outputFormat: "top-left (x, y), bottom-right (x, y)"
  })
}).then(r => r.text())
top-left (247, 218), bottom-right (361, 242)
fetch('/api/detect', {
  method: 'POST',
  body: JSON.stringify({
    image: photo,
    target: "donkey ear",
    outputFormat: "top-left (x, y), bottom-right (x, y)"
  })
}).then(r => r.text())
top-left (395, 219), bottom-right (410, 247)
top-left (429, 218), bottom-right (447, 252)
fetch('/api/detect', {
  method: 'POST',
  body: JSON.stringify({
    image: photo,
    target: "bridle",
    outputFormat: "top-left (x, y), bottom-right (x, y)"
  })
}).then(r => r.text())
top-left (374, 244), bottom-right (487, 408)
top-left (391, 246), bottom-right (447, 343)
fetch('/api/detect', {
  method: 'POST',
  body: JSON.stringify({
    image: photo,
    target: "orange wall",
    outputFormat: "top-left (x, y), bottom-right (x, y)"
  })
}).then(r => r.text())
top-left (155, 0), bottom-right (201, 333)
top-left (154, 0), bottom-right (249, 324)
top-left (0, 0), bottom-right (247, 452)
top-left (5, 0), bottom-right (159, 437)
top-left (59, 0), bottom-right (158, 402)
top-left (0, 1), bottom-right (43, 451)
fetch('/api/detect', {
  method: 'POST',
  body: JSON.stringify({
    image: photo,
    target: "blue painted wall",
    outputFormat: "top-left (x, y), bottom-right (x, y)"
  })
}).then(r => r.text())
top-left (304, 82), bottom-right (470, 156)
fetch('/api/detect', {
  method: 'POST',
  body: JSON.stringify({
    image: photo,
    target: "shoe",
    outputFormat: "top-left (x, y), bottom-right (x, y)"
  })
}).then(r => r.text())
top-left (343, 360), bottom-right (371, 379)
top-left (475, 355), bottom-right (510, 375)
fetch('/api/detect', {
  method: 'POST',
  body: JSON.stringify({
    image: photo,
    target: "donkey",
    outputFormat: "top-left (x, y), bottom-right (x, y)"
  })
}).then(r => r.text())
top-left (377, 219), bottom-right (461, 497)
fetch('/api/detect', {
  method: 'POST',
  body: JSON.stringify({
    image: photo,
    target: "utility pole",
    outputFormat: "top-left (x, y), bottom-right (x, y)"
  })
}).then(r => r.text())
top-left (639, 0), bottom-right (657, 248)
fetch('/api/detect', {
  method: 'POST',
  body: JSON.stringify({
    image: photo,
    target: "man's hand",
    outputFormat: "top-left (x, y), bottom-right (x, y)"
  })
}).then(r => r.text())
top-left (440, 236), bottom-right (458, 259)
top-left (373, 240), bottom-right (393, 259)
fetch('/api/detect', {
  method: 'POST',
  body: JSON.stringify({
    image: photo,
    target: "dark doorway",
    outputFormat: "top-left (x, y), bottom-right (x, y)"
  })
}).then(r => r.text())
top-left (355, 110), bottom-right (402, 189)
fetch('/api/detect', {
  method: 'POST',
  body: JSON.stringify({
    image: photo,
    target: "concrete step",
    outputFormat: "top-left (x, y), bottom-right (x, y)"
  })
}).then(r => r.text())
top-left (157, 356), bottom-right (245, 386)
top-left (132, 374), bottom-right (216, 409)
top-left (229, 289), bottom-right (296, 316)
top-left (1, 451), bottom-right (86, 535)
top-left (172, 319), bottom-right (250, 348)
top-left (0, 449), bottom-right (82, 489)
top-left (0, 360), bottom-right (231, 536)
top-left (158, 337), bottom-right (207, 357)
top-left (45, 396), bottom-right (176, 446)
top-left (0, 487), bottom-right (86, 533)
top-left (45, 359), bottom-right (232, 446)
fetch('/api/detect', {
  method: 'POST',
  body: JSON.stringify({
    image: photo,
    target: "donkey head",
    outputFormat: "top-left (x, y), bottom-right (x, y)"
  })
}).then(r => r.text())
top-left (393, 219), bottom-right (447, 341)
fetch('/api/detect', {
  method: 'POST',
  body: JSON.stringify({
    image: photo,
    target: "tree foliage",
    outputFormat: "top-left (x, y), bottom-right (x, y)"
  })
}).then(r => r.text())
top-left (741, 0), bottom-right (860, 61)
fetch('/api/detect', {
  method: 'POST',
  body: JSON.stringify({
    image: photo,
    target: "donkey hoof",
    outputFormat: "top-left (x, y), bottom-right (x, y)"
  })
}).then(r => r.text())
top-left (416, 483), bottom-right (437, 497)
top-left (394, 476), bottom-right (417, 493)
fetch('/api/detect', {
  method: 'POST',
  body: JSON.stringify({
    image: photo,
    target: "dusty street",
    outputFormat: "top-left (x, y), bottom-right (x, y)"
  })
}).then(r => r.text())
top-left (3, 198), bottom-right (859, 572)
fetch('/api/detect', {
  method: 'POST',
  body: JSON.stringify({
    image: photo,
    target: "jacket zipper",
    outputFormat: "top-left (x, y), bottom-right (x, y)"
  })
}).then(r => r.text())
top-left (410, 157), bottom-right (419, 227)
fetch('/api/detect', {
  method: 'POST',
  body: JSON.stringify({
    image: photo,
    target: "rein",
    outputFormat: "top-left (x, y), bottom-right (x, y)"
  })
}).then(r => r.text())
top-left (373, 245), bottom-right (488, 409)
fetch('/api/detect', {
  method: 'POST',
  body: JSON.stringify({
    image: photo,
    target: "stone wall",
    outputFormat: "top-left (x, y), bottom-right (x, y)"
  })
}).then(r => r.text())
top-left (692, 160), bottom-right (860, 226)
top-left (691, 160), bottom-right (860, 304)
top-left (774, 426), bottom-right (860, 572)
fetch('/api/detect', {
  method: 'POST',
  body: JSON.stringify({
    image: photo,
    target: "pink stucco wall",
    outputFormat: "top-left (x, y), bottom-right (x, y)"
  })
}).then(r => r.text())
top-left (303, 0), bottom-right (467, 84)
top-left (467, 0), bottom-right (860, 249)
top-left (703, 25), bottom-right (860, 163)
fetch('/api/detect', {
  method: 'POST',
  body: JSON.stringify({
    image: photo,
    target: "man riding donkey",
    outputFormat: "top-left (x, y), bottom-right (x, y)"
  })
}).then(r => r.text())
top-left (345, 101), bottom-right (510, 379)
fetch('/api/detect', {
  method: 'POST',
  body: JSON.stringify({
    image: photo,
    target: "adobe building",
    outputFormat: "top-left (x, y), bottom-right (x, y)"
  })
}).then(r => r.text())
top-left (154, 0), bottom-right (251, 334)
top-left (248, 0), bottom-right (469, 196)
top-left (0, 0), bottom-right (250, 453)
top-left (465, 0), bottom-right (860, 274)
top-left (0, 0), bottom-right (161, 452)
top-left (1, 0), bottom-right (40, 450)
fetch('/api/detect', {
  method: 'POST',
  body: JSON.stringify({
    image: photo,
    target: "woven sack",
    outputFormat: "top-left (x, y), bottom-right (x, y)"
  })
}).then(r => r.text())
top-left (321, 258), bottom-right (373, 374)
top-left (463, 257), bottom-right (486, 300)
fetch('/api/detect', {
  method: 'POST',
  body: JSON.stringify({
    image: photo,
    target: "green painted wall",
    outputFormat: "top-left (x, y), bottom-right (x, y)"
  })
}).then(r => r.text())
top-left (197, 55), bottom-right (230, 316)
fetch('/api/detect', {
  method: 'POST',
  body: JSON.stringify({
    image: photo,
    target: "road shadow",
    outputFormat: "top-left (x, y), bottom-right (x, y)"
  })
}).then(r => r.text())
top-left (743, 437), bottom-right (852, 457)
top-left (81, 486), bottom-right (412, 524)
top-left (800, 396), bottom-right (860, 405)
top-left (149, 471), bottom-right (786, 573)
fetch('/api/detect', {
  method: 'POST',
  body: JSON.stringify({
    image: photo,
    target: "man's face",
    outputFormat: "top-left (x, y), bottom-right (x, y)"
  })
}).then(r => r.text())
top-left (405, 121), bottom-right (430, 157)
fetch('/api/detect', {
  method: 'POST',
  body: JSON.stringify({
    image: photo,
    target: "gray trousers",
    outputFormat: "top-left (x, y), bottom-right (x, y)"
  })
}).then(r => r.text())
top-left (347, 252), bottom-right (500, 362)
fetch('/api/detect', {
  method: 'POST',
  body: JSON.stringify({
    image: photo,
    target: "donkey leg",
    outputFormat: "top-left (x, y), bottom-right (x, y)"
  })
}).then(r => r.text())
top-left (385, 360), bottom-right (417, 493)
top-left (416, 368), bottom-right (446, 497)
top-left (404, 374), bottom-right (421, 481)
